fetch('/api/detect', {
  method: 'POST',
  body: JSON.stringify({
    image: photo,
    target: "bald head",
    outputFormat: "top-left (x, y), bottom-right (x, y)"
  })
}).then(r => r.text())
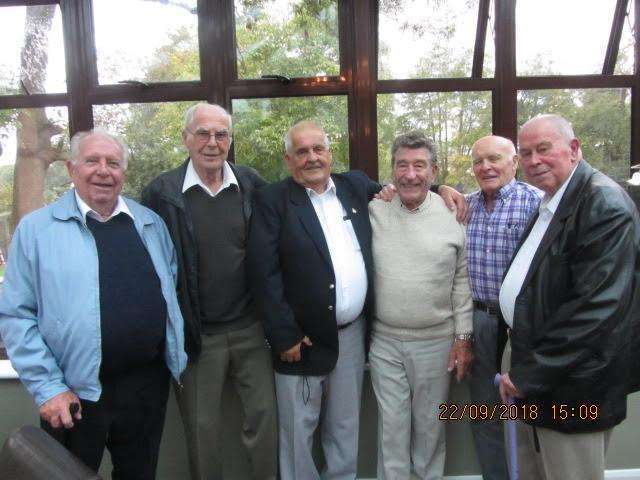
top-left (284, 120), bottom-right (329, 154)
top-left (471, 135), bottom-right (518, 198)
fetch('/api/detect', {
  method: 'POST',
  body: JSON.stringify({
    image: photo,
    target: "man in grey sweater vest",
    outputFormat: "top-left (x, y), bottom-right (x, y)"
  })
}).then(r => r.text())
top-left (369, 131), bottom-right (473, 480)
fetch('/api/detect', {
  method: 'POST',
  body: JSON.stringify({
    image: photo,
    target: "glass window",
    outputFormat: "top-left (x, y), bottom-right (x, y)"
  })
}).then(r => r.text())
top-left (517, 88), bottom-right (631, 184)
top-left (377, 91), bottom-right (492, 192)
top-left (93, 0), bottom-right (199, 85)
top-left (93, 101), bottom-right (197, 199)
top-left (0, 107), bottom-right (69, 255)
top-left (516, 0), bottom-right (616, 75)
top-left (378, 0), bottom-right (490, 80)
top-left (232, 96), bottom-right (348, 181)
top-left (615, 0), bottom-right (634, 75)
top-left (0, 5), bottom-right (67, 95)
top-left (483, 0), bottom-right (495, 77)
top-left (235, 0), bottom-right (339, 79)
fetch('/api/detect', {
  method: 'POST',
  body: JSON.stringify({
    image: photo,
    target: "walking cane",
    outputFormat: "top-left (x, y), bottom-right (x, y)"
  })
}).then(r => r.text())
top-left (494, 373), bottom-right (519, 480)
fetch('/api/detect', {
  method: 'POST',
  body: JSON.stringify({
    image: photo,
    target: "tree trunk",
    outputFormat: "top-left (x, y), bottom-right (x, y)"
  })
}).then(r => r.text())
top-left (11, 5), bottom-right (62, 229)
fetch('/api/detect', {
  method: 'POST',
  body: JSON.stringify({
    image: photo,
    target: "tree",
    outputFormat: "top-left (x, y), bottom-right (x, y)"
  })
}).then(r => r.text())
top-left (10, 6), bottom-right (67, 230)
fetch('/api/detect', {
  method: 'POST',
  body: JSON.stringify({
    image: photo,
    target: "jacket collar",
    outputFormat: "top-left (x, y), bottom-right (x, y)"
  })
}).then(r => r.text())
top-left (52, 189), bottom-right (155, 227)
top-left (288, 174), bottom-right (368, 272)
top-left (159, 158), bottom-right (250, 210)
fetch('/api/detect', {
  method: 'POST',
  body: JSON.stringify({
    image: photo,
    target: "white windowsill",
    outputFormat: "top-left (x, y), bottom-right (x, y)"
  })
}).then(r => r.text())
top-left (0, 359), bottom-right (18, 379)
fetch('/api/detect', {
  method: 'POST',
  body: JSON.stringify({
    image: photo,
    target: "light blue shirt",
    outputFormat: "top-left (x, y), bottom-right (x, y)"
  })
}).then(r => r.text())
top-left (0, 189), bottom-right (187, 406)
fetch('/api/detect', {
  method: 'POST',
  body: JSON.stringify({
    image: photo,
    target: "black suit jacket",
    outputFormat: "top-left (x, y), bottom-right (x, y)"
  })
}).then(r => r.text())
top-left (248, 171), bottom-right (381, 375)
top-left (506, 160), bottom-right (640, 432)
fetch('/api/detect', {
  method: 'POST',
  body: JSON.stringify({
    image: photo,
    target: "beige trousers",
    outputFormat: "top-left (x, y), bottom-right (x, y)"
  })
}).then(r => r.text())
top-left (502, 338), bottom-right (612, 480)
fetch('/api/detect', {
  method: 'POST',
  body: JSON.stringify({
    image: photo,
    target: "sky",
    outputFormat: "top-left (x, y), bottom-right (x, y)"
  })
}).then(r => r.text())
top-left (0, 0), bottom-right (634, 167)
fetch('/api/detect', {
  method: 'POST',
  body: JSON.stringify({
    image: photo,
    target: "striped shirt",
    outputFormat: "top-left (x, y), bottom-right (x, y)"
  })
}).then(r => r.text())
top-left (466, 179), bottom-right (542, 303)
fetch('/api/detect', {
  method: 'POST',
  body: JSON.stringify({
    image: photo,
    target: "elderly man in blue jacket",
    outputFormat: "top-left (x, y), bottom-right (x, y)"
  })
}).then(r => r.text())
top-left (0, 129), bottom-right (187, 479)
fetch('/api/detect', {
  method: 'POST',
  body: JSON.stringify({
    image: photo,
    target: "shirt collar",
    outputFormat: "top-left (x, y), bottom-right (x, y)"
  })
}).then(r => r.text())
top-left (539, 162), bottom-right (579, 215)
top-left (74, 190), bottom-right (134, 223)
top-left (480, 178), bottom-right (516, 206)
top-left (305, 176), bottom-right (336, 198)
top-left (182, 159), bottom-right (239, 197)
top-left (400, 190), bottom-right (431, 213)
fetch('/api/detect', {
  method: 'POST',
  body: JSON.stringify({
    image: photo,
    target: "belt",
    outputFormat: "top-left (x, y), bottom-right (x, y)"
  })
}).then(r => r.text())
top-left (473, 300), bottom-right (501, 316)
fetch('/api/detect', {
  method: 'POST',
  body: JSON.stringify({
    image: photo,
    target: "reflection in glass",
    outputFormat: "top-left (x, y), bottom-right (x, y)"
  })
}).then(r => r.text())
top-left (0, 107), bottom-right (69, 252)
top-left (235, 0), bottom-right (339, 79)
top-left (93, 101), bottom-right (197, 199)
top-left (516, 0), bottom-right (615, 75)
top-left (0, 5), bottom-right (67, 95)
top-left (93, 0), bottom-right (199, 84)
top-left (517, 89), bottom-right (630, 183)
top-left (615, 0), bottom-right (634, 75)
top-left (377, 92), bottom-right (492, 191)
top-left (378, 0), bottom-right (487, 80)
top-left (232, 96), bottom-right (348, 182)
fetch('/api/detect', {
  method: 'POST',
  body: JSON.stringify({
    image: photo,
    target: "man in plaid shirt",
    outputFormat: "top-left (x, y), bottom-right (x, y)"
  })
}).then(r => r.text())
top-left (466, 135), bottom-right (541, 480)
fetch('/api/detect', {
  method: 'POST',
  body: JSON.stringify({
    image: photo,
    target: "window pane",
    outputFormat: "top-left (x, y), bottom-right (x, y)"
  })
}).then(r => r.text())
top-left (0, 107), bottom-right (69, 256)
top-left (232, 96), bottom-right (348, 181)
top-left (93, 101), bottom-right (197, 199)
top-left (517, 89), bottom-right (630, 184)
top-left (615, 0), bottom-right (634, 75)
top-left (483, 0), bottom-right (495, 77)
top-left (93, 0), bottom-right (199, 84)
top-left (377, 92), bottom-right (492, 192)
top-left (378, 0), bottom-right (488, 80)
top-left (0, 5), bottom-right (67, 95)
top-left (516, 0), bottom-right (615, 75)
top-left (235, 0), bottom-right (339, 79)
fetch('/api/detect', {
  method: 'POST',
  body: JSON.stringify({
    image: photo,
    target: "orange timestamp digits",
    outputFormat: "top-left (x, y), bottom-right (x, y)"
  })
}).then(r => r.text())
top-left (438, 402), bottom-right (539, 421)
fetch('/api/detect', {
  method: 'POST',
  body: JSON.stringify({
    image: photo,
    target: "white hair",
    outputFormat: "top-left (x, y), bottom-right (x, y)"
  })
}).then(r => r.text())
top-left (183, 103), bottom-right (233, 132)
top-left (284, 120), bottom-right (330, 153)
top-left (69, 128), bottom-right (129, 169)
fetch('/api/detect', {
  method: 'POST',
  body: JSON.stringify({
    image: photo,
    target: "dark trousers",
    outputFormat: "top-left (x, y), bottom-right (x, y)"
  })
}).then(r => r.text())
top-left (42, 360), bottom-right (170, 480)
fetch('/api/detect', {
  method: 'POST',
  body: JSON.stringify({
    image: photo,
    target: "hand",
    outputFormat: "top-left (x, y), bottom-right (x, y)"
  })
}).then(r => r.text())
top-left (499, 372), bottom-right (523, 404)
top-left (447, 339), bottom-right (473, 382)
top-left (374, 184), bottom-right (397, 202)
top-left (437, 185), bottom-right (468, 223)
top-left (39, 390), bottom-right (82, 429)
top-left (279, 336), bottom-right (312, 362)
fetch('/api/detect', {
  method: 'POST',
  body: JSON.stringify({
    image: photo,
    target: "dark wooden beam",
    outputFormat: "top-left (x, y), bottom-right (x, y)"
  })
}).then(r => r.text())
top-left (2, 0), bottom-right (58, 6)
top-left (351, 0), bottom-right (378, 178)
top-left (472, 0), bottom-right (491, 78)
top-left (60, 0), bottom-right (94, 133)
top-left (379, 78), bottom-right (495, 94)
top-left (228, 77), bottom-right (349, 99)
top-left (516, 75), bottom-right (634, 90)
top-left (493, 0), bottom-right (517, 141)
top-left (0, 93), bottom-right (68, 110)
top-left (201, 0), bottom-right (235, 107)
top-left (631, 0), bottom-right (640, 170)
top-left (603, 0), bottom-right (629, 75)
top-left (89, 83), bottom-right (208, 105)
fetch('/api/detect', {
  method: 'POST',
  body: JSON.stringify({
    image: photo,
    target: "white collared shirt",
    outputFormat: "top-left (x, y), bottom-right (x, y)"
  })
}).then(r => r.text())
top-left (182, 159), bottom-right (238, 197)
top-left (75, 191), bottom-right (134, 223)
top-left (499, 163), bottom-right (579, 327)
top-left (306, 178), bottom-right (368, 325)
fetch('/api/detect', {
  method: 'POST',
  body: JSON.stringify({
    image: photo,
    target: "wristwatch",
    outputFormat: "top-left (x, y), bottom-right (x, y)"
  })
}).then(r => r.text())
top-left (455, 333), bottom-right (473, 342)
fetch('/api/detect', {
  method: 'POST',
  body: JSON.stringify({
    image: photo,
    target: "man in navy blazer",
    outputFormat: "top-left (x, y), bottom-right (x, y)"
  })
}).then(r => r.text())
top-left (248, 121), bottom-right (465, 480)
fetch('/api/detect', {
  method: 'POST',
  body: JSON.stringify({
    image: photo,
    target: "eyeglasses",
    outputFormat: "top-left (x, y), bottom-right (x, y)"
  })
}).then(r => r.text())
top-left (185, 127), bottom-right (231, 143)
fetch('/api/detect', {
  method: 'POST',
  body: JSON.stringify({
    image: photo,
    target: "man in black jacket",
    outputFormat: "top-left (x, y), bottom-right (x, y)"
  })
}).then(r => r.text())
top-left (498, 114), bottom-right (640, 480)
top-left (141, 103), bottom-right (277, 480)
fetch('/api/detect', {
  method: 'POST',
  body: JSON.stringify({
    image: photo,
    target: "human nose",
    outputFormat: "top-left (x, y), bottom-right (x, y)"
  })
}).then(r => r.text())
top-left (96, 158), bottom-right (109, 175)
top-left (404, 165), bottom-right (417, 179)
